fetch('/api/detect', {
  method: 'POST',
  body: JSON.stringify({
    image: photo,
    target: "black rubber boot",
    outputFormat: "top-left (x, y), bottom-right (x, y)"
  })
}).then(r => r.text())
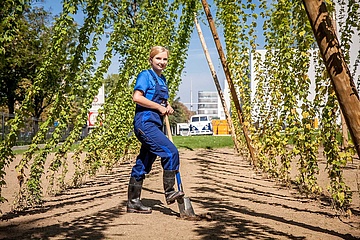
top-left (127, 177), bottom-right (152, 214)
top-left (163, 170), bottom-right (185, 205)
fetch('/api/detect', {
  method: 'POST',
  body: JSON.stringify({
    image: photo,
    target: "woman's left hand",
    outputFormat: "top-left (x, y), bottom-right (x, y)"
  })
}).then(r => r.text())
top-left (166, 105), bottom-right (174, 115)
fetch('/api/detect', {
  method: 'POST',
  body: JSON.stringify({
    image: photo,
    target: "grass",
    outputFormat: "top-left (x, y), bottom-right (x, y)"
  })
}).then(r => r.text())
top-left (12, 142), bottom-right (81, 155)
top-left (173, 135), bottom-right (234, 150)
top-left (11, 135), bottom-right (234, 155)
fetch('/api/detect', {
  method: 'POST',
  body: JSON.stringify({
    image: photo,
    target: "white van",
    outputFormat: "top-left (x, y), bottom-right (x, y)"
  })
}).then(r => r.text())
top-left (189, 114), bottom-right (213, 135)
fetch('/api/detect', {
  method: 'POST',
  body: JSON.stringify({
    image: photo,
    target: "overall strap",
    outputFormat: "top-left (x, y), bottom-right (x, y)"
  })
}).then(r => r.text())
top-left (147, 69), bottom-right (168, 107)
top-left (148, 69), bottom-right (159, 85)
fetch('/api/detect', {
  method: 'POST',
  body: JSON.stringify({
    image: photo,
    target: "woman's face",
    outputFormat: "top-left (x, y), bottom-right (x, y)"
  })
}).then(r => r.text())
top-left (150, 51), bottom-right (168, 73)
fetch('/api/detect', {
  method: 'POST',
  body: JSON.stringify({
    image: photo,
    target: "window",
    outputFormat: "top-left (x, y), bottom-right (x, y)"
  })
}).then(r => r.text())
top-left (192, 117), bottom-right (199, 122)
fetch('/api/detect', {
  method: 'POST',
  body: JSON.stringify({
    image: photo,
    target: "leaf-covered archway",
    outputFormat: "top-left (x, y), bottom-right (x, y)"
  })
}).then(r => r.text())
top-left (0, 0), bottom-right (359, 211)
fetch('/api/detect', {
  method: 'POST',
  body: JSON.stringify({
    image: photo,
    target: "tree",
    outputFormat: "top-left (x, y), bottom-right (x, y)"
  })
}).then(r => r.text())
top-left (104, 74), bottom-right (120, 97)
top-left (0, 5), bottom-right (77, 120)
top-left (0, 0), bottom-right (31, 53)
top-left (0, 2), bottom-right (31, 114)
top-left (169, 97), bottom-right (193, 125)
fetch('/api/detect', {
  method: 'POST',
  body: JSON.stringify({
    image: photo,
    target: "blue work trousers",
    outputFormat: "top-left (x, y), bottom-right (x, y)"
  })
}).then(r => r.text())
top-left (131, 118), bottom-right (179, 181)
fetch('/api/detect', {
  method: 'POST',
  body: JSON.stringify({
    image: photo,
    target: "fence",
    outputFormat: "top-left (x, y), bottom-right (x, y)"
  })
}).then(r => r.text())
top-left (1, 112), bottom-right (87, 146)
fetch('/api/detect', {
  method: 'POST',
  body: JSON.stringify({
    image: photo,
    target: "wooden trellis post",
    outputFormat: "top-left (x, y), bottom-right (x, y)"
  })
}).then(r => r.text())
top-left (193, 14), bottom-right (240, 154)
top-left (302, 0), bottom-right (360, 158)
top-left (201, 0), bottom-right (257, 165)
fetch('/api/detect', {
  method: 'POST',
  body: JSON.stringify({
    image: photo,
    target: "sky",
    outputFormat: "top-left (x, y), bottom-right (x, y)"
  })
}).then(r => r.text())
top-left (37, 0), bottom-right (265, 111)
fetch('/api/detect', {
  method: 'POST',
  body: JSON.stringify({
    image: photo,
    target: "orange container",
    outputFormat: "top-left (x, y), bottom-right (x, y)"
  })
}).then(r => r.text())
top-left (212, 120), bottom-right (230, 135)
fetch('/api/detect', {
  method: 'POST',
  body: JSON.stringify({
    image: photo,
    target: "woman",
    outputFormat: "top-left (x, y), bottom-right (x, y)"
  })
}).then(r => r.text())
top-left (127, 46), bottom-right (184, 214)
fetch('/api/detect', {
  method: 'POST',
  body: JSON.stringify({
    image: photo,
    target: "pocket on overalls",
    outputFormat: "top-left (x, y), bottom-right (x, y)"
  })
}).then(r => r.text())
top-left (137, 128), bottom-right (149, 142)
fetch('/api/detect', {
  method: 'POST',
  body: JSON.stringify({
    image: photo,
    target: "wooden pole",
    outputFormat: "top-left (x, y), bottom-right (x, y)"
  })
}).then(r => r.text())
top-left (165, 115), bottom-right (173, 142)
top-left (341, 111), bottom-right (349, 148)
top-left (333, 14), bottom-right (349, 149)
top-left (302, 0), bottom-right (360, 158)
top-left (194, 14), bottom-right (240, 153)
top-left (201, 0), bottom-right (257, 165)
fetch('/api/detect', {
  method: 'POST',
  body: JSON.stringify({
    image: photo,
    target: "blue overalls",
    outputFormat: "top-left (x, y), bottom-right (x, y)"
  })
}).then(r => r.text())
top-left (131, 70), bottom-right (180, 181)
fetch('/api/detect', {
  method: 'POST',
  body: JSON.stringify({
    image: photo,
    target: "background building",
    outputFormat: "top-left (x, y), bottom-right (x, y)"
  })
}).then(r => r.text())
top-left (197, 91), bottom-right (218, 118)
top-left (196, 79), bottom-right (230, 120)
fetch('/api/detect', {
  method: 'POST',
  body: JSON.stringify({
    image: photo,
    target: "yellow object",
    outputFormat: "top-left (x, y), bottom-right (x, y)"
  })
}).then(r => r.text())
top-left (212, 120), bottom-right (231, 135)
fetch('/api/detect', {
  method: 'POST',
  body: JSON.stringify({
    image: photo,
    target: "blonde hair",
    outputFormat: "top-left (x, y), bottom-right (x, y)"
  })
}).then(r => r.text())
top-left (149, 46), bottom-right (169, 59)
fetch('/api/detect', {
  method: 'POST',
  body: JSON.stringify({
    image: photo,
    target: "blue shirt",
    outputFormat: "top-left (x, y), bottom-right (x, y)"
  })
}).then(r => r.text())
top-left (134, 69), bottom-right (167, 100)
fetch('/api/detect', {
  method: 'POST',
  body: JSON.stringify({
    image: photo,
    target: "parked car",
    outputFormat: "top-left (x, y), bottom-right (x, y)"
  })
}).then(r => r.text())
top-left (176, 123), bottom-right (190, 136)
top-left (189, 114), bottom-right (213, 135)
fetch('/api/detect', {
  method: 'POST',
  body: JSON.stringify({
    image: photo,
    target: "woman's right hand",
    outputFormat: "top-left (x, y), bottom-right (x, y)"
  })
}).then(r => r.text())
top-left (158, 105), bottom-right (167, 116)
top-left (133, 90), bottom-right (170, 116)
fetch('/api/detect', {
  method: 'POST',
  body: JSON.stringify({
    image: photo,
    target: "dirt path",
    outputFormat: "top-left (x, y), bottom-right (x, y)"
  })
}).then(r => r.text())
top-left (0, 148), bottom-right (359, 239)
